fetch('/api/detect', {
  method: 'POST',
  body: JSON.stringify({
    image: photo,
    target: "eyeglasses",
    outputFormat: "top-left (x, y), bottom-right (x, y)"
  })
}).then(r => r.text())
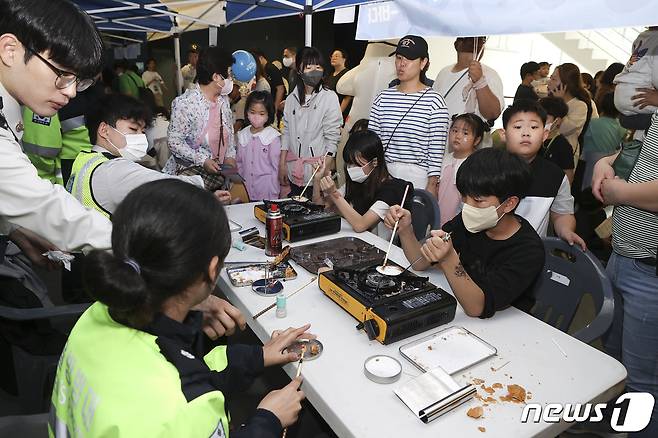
top-left (25, 47), bottom-right (94, 92)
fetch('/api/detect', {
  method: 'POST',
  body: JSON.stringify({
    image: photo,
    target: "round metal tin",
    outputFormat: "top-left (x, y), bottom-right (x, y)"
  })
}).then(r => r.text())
top-left (252, 279), bottom-right (284, 296)
top-left (284, 339), bottom-right (323, 360)
top-left (364, 355), bottom-right (402, 384)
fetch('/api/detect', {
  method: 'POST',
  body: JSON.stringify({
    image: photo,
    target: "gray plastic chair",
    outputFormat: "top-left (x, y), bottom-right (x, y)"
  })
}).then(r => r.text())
top-left (0, 303), bottom-right (89, 414)
top-left (410, 189), bottom-right (441, 241)
top-left (529, 237), bottom-right (614, 344)
top-left (0, 413), bottom-right (48, 437)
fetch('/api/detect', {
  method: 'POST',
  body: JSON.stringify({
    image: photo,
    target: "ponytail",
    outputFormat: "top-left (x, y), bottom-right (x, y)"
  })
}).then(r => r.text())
top-left (82, 179), bottom-right (231, 329)
top-left (83, 250), bottom-right (154, 328)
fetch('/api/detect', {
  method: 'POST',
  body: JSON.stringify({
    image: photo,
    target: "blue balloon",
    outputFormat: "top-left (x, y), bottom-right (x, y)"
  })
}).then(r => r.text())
top-left (232, 50), bottom-right (257, 83)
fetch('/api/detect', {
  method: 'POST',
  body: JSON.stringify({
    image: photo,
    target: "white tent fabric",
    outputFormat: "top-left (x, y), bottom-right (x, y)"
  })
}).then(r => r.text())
top-left (356, 0), bottom-right (658, 40)
top-left (157, 0), bottom-right (226, 36)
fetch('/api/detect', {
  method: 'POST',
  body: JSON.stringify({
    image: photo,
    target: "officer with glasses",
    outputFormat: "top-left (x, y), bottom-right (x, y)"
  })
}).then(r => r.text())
top-left (25, 47), bottom-right (96, 92)
top-left (0, 0), bottom-right (111, 254)
top-left (1, 0), bottom-right (246, 344)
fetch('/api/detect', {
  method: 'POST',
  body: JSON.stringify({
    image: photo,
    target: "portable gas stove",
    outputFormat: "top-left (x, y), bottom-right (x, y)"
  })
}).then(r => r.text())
top-left (254, 200), bottom-right (341, 242)
top-left (319, 261), bottom-right (457, 344)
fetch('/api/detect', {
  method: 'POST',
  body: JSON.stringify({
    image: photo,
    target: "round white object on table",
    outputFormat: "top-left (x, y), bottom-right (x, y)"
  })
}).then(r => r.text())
top-left (364, 355), bottom-right (402, 384)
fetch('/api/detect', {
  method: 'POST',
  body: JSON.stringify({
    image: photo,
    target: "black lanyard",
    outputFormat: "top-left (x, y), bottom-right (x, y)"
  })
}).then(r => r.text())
top-left (0, 96), bottom-right (19, 142)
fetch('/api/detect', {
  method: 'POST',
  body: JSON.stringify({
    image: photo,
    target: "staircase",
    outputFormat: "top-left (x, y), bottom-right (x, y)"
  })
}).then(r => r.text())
top-left (541, 27), bottom-right (644, 73)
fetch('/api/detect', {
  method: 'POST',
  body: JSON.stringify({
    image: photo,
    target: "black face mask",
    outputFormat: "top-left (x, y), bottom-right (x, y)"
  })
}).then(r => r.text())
top-left (301, 70), bottom-right (323, 87)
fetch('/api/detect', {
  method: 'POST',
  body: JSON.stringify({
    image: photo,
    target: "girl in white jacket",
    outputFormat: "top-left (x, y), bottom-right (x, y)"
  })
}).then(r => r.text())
top-left (278, 47), bottom-right (342, 196)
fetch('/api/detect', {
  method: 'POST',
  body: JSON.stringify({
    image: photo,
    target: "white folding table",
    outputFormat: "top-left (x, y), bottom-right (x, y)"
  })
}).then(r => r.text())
top-left (218, 202), bottom-right (626, 438)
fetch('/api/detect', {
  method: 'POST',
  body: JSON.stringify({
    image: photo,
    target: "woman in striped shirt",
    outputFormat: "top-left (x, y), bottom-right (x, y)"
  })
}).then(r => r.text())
top-left (593, 112), bottom-right (658, 436)
top-left (369, 35), bottom-right (449, 197)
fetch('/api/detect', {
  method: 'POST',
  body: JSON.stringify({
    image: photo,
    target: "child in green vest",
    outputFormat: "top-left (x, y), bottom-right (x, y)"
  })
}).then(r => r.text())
top-left (51, 179), bottom-right (310, 437)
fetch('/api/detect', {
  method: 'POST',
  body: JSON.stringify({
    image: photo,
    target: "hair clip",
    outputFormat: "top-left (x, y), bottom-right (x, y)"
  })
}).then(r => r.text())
top-left (124, 258), bottom-right (141, 275)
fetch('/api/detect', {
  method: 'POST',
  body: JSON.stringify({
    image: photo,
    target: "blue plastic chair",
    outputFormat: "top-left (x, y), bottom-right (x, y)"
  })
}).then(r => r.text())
top-left (529, 237), bottom-right (615, 344)
top-left (410, 189), bottom-right (441, 241)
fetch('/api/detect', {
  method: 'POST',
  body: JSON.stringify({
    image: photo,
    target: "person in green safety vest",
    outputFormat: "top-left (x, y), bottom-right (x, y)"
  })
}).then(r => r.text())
top-left (50, 179), bottom-right (311, 437)
top-left (58, 83), bottom-right (103, 184)
top-left (22, 85), bottom-right (98, 186)
top-left (21, 108), bottom-right (64, 185)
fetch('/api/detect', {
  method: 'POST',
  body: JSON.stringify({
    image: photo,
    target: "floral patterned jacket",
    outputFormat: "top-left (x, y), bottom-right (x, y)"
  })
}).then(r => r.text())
top-left (163, 84), bottom-right (235, 174)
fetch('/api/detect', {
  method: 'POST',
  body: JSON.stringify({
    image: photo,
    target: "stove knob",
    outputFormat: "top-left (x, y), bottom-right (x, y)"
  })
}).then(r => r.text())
top-left (363, 319), bottom-right (380, 340)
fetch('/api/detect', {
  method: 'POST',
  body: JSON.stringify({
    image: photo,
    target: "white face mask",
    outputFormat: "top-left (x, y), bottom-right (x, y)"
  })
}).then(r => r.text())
top-left (282, 57), bottom-right (294, 68)
top-left (218, 76), bottom-right (233, 96)
top-left (108, 125), bottom-right (149, 162)
top-left (347, 159), bottom-right (374, 183)
top-left (461, 200), bottom-right (506, 233)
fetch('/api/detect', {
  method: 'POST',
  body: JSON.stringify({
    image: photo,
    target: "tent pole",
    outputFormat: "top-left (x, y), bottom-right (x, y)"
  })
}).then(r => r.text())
top-left (174, 32), bottom-right (182, 96)
top-left (304, 0), bottom-right (312, 46)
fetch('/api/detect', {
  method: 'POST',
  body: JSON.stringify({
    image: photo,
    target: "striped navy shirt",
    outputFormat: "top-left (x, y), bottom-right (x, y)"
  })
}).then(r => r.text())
top-left (369, 87), bottom-right (449, 177)
top-left (612, 111), bottom-right (658, 258)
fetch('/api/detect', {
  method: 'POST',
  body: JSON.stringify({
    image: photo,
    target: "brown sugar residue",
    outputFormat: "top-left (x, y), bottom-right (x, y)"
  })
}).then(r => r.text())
top-left (480, 385), bottom-right (495, 395)
top-left (478, 427), bottom-right (486, 433)
top-left (499, 384), bottom-right (526, 403)
top-left (427, 345), bottom-right (433, 351)
top-left (472, 378), bottom-right (485, 385)
top-left (492, 383), bottom-right (503, 389)
top-left (484, 397), bottom-right (497, 403)
top-left (467, 406), bottom-right (484, 419)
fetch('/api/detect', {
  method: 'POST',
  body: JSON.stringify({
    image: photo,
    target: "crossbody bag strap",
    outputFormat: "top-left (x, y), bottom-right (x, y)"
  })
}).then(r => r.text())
top-left (383, 87), bottom-right (432, 153)
top-left (443, 70), bottom-right (469, 99)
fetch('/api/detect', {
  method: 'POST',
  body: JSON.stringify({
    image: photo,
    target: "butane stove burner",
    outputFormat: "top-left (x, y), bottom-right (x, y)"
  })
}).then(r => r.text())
top-left (255, 201), bottom-right (342, 243)
top-left (335, 264), bottom-right (431, 304)
top-left (281, 203), bottom-right (311, 216)
top-left (365, 270), bottom-right (396, 289)
top-left (318, 260), bottom-right (458, 344)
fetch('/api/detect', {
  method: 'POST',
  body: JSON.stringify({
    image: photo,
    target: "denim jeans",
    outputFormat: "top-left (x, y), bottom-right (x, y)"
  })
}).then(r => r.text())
top-left (604, 252), bottom-right (658, 437)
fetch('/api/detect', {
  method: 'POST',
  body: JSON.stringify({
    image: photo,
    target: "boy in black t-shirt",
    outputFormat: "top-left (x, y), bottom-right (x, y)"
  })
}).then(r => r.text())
top-left (538, 96), bottom-right (575, 183)
top-left (385, 148), bottom-right (544, 318)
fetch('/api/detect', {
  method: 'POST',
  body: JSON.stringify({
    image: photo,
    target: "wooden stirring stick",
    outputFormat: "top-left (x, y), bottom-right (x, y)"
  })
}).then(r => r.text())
top-left (295, 346), bottom-right (305, 377)
top-left (282, 350), bottom-right (305, 438)
top-left (381, 185), bottom-right (410, 268)
top-left (298, 152), bottom-right (329, 200)
top-left (252, 276), bottom-right (317, 320)
top-left (397, 232), bottom-right (452, 276)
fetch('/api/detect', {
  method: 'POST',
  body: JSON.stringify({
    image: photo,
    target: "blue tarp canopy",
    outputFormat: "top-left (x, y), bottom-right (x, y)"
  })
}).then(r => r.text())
top-left (74, 1), bottom-right (175, 35)
top-left (75, 0), bottom-right (380, 49)
top-left (226, 0), bottom-right (380, 45)
top-left (226, 0), bottom-right (372, 25)
top-left (75, 1), bottom-right (379, 42)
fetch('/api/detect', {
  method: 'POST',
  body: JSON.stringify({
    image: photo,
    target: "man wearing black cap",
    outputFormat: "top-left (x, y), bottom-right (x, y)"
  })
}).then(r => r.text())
top-left (369, 35), bottom-right (449, 197)
top-left (514, 61), bottom-right (541, 104)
